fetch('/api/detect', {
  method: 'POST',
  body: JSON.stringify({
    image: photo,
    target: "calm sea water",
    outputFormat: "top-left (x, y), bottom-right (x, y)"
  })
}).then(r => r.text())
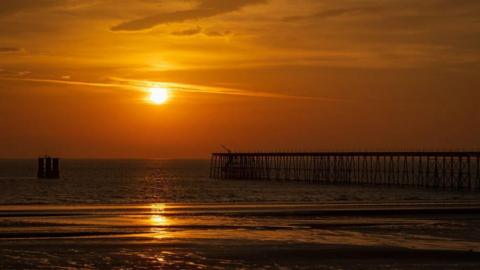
top-left (0, 159), bottom-right (479, 205)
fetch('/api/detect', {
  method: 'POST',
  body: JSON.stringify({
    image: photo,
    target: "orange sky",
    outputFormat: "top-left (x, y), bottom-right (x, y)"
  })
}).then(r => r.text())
top-left (0, 0), bottom-right (479, 158)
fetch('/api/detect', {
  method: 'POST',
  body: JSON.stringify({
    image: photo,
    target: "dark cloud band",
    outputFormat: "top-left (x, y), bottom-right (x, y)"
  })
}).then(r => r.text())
top-left (111, 0), bottom-right (266, 31)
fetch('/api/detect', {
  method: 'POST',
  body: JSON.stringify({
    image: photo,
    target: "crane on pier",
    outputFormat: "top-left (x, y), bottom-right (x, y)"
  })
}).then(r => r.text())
top-left (220, 145), bottom-right (235, 175)
top-left (221, 145), bottom-right (232, 153)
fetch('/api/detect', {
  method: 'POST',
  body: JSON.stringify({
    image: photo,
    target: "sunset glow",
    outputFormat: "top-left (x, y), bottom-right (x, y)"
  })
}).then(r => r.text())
top-left (0, 0), bottom-right (478, 158)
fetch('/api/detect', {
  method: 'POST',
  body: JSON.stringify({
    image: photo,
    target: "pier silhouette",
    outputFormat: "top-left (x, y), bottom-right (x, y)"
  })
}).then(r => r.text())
top-left (211, 151), bottom-right (480, 191)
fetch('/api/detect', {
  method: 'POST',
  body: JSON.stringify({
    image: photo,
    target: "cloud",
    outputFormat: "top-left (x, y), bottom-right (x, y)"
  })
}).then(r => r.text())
top-left (110, 77), bottom-right (311, 99)
top-left (17, 71), bottom-right (31, 76)
top-left (170, 26), bottom-right (231, 37)
top-left (110, 77), bottom-right (349, 102)
top-left (0, 47), bottom-right (22, 53)
top-left (283, 7), bottom-right (379, 22)
top-left (0, 77), bottom-right (125, 89)
top-left (0, 0), bottom-right (62, 16)
top-left (111, 0), bottom-right (266, 31)
top-left (171, 26), bottom-right (202, 36)
top-left (205, 30), bottom-right (232, 37)
top-left (282, 1), bottom-right (480, 24)
top-left (0, 75), bottom-right (330, 101)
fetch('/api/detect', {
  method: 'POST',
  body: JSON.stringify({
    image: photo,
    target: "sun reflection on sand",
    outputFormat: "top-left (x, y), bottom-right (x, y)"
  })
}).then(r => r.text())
top-left (150, 203), bottom-right (166, 213)
top-left (149, 204), bottom-right (172, 238)
top-left (150, 215), bottom-right (169, 226)
top-left (150, 204), bottom-right (169, 225)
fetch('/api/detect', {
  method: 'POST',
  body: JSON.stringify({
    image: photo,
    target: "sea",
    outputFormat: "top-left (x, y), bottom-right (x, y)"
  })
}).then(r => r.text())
top-left (1, 159), bottom-right (480, 269)
top-left (1, 159), bottom-right (479, 204)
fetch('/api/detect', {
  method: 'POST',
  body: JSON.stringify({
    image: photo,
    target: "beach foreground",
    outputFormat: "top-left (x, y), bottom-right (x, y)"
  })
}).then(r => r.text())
top-left (1, 202), bottom-right (480, 269)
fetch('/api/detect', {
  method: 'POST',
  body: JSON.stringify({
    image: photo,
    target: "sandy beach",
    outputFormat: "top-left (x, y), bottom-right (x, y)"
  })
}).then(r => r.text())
top-left (1, 202), bottom-right (480, 269)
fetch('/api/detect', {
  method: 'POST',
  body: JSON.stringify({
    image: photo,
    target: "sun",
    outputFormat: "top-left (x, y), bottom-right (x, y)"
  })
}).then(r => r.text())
top-left (148, 87), bottom-right (169, 105)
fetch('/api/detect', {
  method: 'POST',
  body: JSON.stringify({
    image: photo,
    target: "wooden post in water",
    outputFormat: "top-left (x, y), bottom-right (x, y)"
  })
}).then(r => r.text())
top-left (37, 157), bottom-right (45, 178)
top-left (37, 156), bottom-right (60, 179)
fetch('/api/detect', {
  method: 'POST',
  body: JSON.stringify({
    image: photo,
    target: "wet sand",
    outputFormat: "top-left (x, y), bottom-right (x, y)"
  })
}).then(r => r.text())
top-left (1, 202), bottom-right (480, 269)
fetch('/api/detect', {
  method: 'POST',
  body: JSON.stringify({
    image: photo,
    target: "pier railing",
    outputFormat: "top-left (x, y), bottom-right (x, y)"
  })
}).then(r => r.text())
top-left (210, 152), bottom-right (480, 191)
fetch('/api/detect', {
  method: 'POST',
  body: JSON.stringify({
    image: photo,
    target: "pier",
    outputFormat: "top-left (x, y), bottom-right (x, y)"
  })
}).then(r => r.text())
top-left (37, 156), bottom-right (60, 179)
top-left (210, 152), bottom-right (480, 191)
